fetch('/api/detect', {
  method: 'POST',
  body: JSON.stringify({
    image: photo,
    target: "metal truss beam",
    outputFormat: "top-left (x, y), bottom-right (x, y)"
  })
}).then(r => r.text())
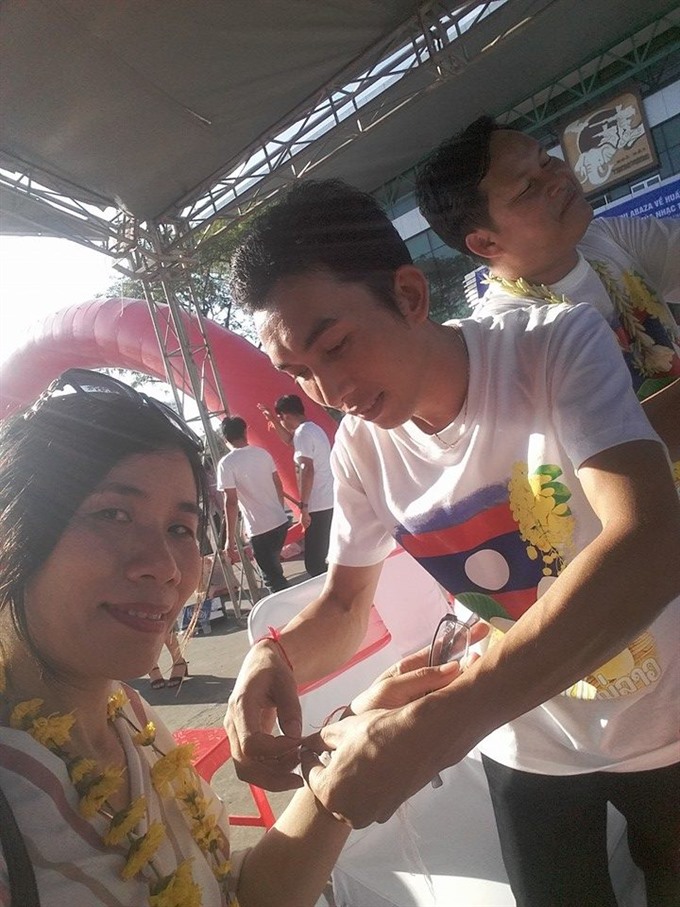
top-left (0, 2), bottom-right (515, 254)
top-left (1, 1), bottom-right (676, 259)
top-left (174, 1), bottom-right (512, 246)
top-left (500, 11), bottom-right (680, 134)
top-left (127, 232), bottom-right (262, 613)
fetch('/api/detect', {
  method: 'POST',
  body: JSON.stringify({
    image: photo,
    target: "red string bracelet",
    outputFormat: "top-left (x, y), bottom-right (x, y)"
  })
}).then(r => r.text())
top-left (259, 625), bottom-right (294, 672)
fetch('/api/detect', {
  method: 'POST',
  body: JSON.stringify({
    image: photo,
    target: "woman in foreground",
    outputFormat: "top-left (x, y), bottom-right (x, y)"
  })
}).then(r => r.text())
top-left (0, 369), bottom-right (458, 907)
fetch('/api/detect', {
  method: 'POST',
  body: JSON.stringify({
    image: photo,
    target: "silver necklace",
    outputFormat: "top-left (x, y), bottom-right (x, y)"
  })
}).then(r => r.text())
top-left (431, 327), bottom-right (470, 449)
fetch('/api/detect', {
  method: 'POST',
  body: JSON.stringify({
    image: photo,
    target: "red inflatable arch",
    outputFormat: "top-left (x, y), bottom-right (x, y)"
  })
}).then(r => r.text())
top-left (0, 297), bottom-right (337, 503)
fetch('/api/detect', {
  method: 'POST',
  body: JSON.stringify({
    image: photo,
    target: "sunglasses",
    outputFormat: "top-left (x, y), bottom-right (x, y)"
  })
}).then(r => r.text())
top-left (428, 611), bottom-right (480, 789)
top-left (26, 368), bottom-right (203, 453)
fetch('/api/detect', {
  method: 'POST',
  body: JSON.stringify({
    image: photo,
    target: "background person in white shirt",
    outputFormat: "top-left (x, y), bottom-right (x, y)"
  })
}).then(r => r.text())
top-left (260, 394), bottom-right (334, 577)
top-left (216, 416), bottom-right (290, 593)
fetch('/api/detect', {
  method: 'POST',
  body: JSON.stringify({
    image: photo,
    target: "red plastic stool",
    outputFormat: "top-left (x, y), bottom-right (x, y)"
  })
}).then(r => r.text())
top-left (173, 727), bottom-right (276, 829)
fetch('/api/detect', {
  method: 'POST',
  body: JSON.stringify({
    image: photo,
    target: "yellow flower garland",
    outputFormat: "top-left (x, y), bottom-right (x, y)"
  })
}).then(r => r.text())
top-left (487, 263), bottom-right (679, 382)
top-left (104, 796), bottom-right (148, 846)
top-left (1, 680), bottom-right (239, 906)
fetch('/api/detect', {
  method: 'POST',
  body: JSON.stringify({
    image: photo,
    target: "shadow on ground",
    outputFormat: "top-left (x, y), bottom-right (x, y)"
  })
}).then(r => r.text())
top-left (128, 672), bottom-right (236, 706)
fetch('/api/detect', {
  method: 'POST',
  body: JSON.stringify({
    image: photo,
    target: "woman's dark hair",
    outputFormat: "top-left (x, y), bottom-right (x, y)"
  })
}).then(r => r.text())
top-left (415, 115), bottom-right (501, 257)
top-left (0, 391), bottom-right (209, 663)
top-left (230, 179), bottom-right (413, 314)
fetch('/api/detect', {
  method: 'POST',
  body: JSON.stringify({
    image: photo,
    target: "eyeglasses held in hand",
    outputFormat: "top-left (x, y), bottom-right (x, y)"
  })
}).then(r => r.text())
top-left (428, 613), bottom-right (479, 668)
top-left (428, 612), bottom-right (480, 788)
top-left (26, 368), bottom-right (203, 453)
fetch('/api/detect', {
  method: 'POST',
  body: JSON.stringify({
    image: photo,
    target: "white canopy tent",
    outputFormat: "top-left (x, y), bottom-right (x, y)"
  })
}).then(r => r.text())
top-left (1, 0), bottom-right (677, 252)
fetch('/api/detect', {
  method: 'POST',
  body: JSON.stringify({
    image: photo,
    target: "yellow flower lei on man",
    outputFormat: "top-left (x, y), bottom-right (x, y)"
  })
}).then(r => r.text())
top-left (1, 672), bottom-right (238, 907)
top-left (487, 263), bottom-right (679, 383)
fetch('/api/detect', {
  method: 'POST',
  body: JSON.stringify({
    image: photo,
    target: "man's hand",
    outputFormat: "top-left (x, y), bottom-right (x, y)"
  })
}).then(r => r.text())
top-left (225, 639), bottom-right (304, 791)
top-left (300, 506), bottom-right (311, 530)
top-left (350, 647), bottom-right (460, 713)
top-left (257, 402), bottom-right (276, 426)
top-left (301, 704), bottom-right (452, 828)
top-left (300, 644), bottom-right (487, 828)
top-left (226, 542), bottom-right (240, 564)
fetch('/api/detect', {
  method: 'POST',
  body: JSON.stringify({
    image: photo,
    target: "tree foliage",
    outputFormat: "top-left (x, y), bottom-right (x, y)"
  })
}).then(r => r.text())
top-left (103, 218), bottom-right (259, 346)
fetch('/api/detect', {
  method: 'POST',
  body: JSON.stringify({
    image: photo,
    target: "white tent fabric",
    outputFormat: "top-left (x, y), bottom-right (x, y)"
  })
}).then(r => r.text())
top-left (1, 0), bottom-right (676, 238)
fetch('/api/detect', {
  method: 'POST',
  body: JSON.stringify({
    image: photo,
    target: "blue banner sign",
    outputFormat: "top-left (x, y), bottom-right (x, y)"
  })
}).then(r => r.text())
top-left (596, 176), bottom-right (680, 219)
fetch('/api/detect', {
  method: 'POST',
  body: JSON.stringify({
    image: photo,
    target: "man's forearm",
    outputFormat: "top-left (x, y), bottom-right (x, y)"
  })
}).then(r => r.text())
top-left (225, 500), bottom-right (239, 546)
top-left (419, 510), bottom-right (680, 775)
top-left (270, 420), bottom-right (293, 445)
top-left (265, 563), bottom-right (382, 686)
top-left (275, 594), bottom-right (369, 685)
top-left (298, 461), bottom-right (314, 507)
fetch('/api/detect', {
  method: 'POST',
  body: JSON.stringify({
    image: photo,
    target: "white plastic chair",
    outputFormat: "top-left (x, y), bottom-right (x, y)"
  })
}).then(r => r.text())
top-left (247, 551), bottom-right (646, 907)
top-left (247, 547), bottom-right (451, 732)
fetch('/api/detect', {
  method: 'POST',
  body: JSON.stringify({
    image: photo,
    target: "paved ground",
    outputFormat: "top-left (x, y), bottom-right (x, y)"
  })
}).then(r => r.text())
top-left (128, 558), bottom-right (307, 851)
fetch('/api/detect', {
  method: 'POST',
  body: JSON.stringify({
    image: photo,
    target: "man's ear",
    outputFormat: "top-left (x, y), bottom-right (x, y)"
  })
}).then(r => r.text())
top-left (465, 228), bottom-right (501, 262)
top-left (393, 265), bottom-right (430, 322)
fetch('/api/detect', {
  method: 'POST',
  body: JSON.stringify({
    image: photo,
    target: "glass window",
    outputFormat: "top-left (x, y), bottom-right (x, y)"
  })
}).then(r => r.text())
top-left (657, 149), bottom-right (672, 181)
top-left (661, 114), bottom-right (680, 153)
top-left (669, 143), bottom-right (680, 177)
top-left (406, 231), bottom-right (432, 260)
top-left (391, 190), bottom-right (418, 220)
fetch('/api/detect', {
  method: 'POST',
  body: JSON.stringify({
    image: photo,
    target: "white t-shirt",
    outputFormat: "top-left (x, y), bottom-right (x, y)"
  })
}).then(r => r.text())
top-left (293, 420), bottom-right (334, 512)
top-left (328, 304), bottom-right (679, 775)
top-left (216, 445), bottom-right (288, 537)
top-left (476, 216), bottom-right (680, 396)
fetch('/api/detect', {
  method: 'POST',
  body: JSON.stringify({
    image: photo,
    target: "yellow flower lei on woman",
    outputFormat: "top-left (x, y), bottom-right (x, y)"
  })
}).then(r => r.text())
top-left (1, 673), bottom-right (238, 907)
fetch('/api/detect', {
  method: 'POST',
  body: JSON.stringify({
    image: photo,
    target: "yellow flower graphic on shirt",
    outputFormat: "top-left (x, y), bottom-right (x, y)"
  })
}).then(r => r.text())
top-left (564, 630), bottom-right (661, 700)
top-left (622, 270), bottom-right (677, 328)
top-left (508, 462), bottom-right (575, 575)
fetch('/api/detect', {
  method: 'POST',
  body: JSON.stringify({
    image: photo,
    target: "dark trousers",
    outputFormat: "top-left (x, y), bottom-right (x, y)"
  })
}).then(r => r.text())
top-left (250, 522), bottom-right (290, 593)
top-left (482, 754), bottom-right (680, 907)
top-left (304, 508), bottom-right (333, 577)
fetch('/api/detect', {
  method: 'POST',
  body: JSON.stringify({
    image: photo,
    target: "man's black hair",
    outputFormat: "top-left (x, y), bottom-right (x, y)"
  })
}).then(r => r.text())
top-left (230, 179), bottom-right (413, 314)
top-left (221, 415), bottom-right (247, 444)
top-left (415, 115), bottom-right (501, 257)
top-left (274, 394), bottom-right (305, 417)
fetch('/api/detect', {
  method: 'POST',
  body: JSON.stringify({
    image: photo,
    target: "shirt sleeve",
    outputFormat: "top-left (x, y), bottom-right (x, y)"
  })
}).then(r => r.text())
top-left (327, 426), bottom-right (396, 567)
top-left (595, 216), bottom-right (680, 305)
top-left (293, 423), bottom-right (316, 462)
top-left (545, 303), bottom-right (662, 469)
top-left (215, 455), bottom-right (235, 491)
